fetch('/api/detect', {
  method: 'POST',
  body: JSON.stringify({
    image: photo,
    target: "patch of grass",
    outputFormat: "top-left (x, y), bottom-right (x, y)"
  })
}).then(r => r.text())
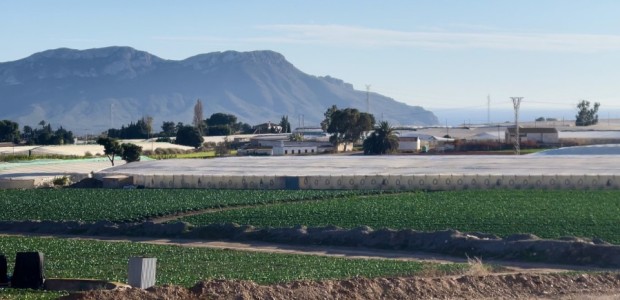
top-left (0, 154), bottom-right (85, 162)
top-left (0, 236), bottom-right (467, 288)
top-left (493, 149), bottom-right (547, 154)
top-left (179, 190), bottom-right (620, 244)
top-left (174, 151), bottom-right (216, 158)
top-left (0, 289), bottom-right (66, 300)
top-left (146, 151), bottom-right (215, 160)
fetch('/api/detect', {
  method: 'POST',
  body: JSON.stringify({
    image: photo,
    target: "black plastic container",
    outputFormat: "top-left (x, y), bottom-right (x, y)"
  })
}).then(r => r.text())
top-left (11, 252), bottom-right (44, 289)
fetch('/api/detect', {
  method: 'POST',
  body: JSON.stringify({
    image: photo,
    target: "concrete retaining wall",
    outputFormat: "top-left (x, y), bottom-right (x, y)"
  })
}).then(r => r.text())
top-left (0, 178), bottom-right (36, 189)
top-left (128, 174), bottom-right (286, 190)
top-left (120, 173), bottom-right (620, 190)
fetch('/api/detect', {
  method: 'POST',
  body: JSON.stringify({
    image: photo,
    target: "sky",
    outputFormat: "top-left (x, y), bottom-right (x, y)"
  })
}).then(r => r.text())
top-left (1, 0), bottom-right (619, 124)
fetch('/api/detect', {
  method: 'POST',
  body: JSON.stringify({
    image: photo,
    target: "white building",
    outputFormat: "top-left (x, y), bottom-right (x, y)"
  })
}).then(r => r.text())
top-left (293, 127), bottom-right (330, 142)
top-left (238, 136), bottom-right (334, 156)
top-left (396, 132), bottom-right (454, 152)
top-left (505, 127), bottom-right (559, 144)
top-left (398, 136), bottom-right (421, 152)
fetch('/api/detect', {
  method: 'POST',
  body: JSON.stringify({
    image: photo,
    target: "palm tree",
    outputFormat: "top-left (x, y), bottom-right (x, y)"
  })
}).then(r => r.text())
top-left (363, 121), bottom-right (399, 155)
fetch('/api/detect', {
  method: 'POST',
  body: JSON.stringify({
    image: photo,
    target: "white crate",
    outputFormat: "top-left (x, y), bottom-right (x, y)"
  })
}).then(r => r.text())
top-left (128, 257), bottom-right (157, 289)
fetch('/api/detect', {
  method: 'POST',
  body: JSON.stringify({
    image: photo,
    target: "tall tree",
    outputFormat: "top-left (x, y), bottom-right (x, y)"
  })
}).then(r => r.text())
top-left (97, 137), bottom-right (122, 166)
top-left (363, 121), bottom-right (399, 155)
top-left (193, 99), bottom-right (204, 134)
top-left (205, 113), bottom-right (238, 136)
top-left (161, 121), bottom-right (177, 137)
top-left (324, 107), bottom-right (375, 150)
top-left (206, 113), bottom-right (237, 126)
top-left (142, 116), bottom-right (154, 138)
top-left (22, 125), bottom-right (33, 144)
top-left (176, 125), bottom-right (204, 148)
top-left (121, 143), bottom-right (142, 163)
top-left (321, 105), bottom-right (338, 131)
top-left (575, 100), bottom-right (600, 126)
top-left (0, 120), bottom-right (20, 143)
top-left (279, 115), bottom-right (291, 133)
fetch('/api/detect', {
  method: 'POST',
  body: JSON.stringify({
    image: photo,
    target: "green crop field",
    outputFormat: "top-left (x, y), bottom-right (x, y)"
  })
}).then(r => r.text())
top-left (0, 236), bottom-right (465, 298)
top-left (179, 190), bottom-right (620, 244)
top-left (0, 189), bottom-right (366, 222)
top-left (0, 289), bottom-right (63, 300)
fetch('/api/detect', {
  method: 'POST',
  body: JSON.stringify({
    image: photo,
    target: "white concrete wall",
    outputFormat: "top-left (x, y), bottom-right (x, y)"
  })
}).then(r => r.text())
top-left (124, 173), bottom-right (620, 191)
top-left (276, 146), bottom-right (317, 156)
top-left (0, 178), bottom-right (36, 189)
top-left (524, 132), bottom-right (559, 143)
top-left (399, 140), bottom-right (420, 152)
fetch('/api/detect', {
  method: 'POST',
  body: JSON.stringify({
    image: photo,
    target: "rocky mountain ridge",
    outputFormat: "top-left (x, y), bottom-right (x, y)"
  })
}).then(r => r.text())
top-left (0, 46), bottom-right (438, 132)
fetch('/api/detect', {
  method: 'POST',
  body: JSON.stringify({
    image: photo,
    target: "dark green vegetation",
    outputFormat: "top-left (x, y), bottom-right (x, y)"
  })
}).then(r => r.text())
top-left (322, 105), bottom-right (375, 147)
top-left (0, 120), bottom-right (74, 145)
top-left (0, 289), bottom-right (64, 300)
top-left (0, 154), bottom-right (85, 163)
top-left (0, 189), bottom-right (365, 222)
top-left (363, 121), bottom-right (399, 155)
top-left (0, 236), bottom-right (465, 288)
top-left (575, 99), bottom-right (600, 126)
top-left (175, 125), bottom-right (204, 148)
top-left (180, 190), bottom-right (620, 244)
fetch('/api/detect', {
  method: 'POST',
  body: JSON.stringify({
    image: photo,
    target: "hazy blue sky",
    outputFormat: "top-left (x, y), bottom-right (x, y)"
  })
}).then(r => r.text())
top-left (2, 0), bottom-right (619, 123)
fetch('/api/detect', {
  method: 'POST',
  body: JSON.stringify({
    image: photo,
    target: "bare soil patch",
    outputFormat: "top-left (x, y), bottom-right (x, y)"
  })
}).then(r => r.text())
top-left (61, 273), bottom-right (620, 300)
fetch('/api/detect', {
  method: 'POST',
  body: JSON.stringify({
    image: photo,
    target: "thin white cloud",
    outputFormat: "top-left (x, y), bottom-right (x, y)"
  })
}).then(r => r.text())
top-left (151, 25), bottom-right (620, 52)
top-left (254, 24), bottom-right (620, 52)
top-left (152, 36), bottom-right (235, 43)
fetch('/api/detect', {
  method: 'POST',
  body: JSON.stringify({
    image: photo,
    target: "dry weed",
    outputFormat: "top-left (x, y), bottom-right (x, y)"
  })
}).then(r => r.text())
top-left (466, 255), bottom-right (491, 276)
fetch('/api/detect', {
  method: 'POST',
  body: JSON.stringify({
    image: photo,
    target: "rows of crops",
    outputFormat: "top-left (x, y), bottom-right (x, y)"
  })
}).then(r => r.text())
top-left (0, 189), bottom-right (368, 222)
top-left (0, 236), bottom-right (464, 295)
top-left (179, 190), bottom-right (620, 244)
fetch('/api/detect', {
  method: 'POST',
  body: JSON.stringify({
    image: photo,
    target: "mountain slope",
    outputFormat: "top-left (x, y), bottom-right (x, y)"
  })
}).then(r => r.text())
top-left (0, 46), bottom-right (438, 132)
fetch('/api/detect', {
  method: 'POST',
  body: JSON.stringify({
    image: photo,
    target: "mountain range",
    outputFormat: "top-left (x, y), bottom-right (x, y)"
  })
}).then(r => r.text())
top-left (0, 46), bottom-right (438, 133)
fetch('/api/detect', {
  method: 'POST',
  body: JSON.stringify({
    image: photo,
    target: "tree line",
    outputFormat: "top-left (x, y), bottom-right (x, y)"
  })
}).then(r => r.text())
top-left (0, 120), bottom-right (74, 145)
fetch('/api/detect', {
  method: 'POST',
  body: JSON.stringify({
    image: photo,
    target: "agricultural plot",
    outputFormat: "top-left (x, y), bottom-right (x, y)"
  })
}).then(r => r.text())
top-left (0, 189), bottom-right (365, 222)
top-left (0, 236), bottom-right (465, 295)
top-left (0, 288), bottom-right (63, 300)
top-left (180, 190), bottom-right (620, 244)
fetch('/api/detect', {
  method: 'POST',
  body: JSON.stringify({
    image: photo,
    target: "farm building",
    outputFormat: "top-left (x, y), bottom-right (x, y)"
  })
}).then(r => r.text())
top-left (253, 122), bottom-right (282, 134)
top-left (398, 135), bottom-right (421, 152)
top-left (397, 132), bottom-right (454, 152)
top-left (293, 127), bottom-right (330, 142)
top-left (237, 135), bottom-right (335, 156)
top-left (505, 127), bottom-right (559, 144)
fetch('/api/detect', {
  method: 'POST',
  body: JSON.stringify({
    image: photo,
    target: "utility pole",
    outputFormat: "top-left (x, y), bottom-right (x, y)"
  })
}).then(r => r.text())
top-left (487, 94), bottom-right (491, 124)
top-left (511, 97), bottom-right (523, 155)
top-left (365, 84), bottom-right (371, 114)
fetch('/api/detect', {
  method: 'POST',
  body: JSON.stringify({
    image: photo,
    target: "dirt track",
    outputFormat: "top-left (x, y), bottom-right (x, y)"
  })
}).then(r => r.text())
top-left (19, 233), bottom-right (614, 299)
top-left (5, 233), bottom-right (620, 299)
top-left (4, 232), bottom-right (606, 275)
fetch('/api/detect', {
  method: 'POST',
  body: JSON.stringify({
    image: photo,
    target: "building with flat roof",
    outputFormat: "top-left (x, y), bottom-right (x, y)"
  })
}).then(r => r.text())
top-left (506, 127), bottom-right (559, 144)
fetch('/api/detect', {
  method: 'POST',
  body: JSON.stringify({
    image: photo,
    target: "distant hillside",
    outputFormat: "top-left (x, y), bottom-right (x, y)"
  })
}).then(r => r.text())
top-left (0, 46), bottom-right (438, 132)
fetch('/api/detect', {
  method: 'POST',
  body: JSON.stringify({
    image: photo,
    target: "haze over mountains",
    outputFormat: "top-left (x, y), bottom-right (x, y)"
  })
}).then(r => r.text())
top-left (0, 46), bottom-right (438, 133)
